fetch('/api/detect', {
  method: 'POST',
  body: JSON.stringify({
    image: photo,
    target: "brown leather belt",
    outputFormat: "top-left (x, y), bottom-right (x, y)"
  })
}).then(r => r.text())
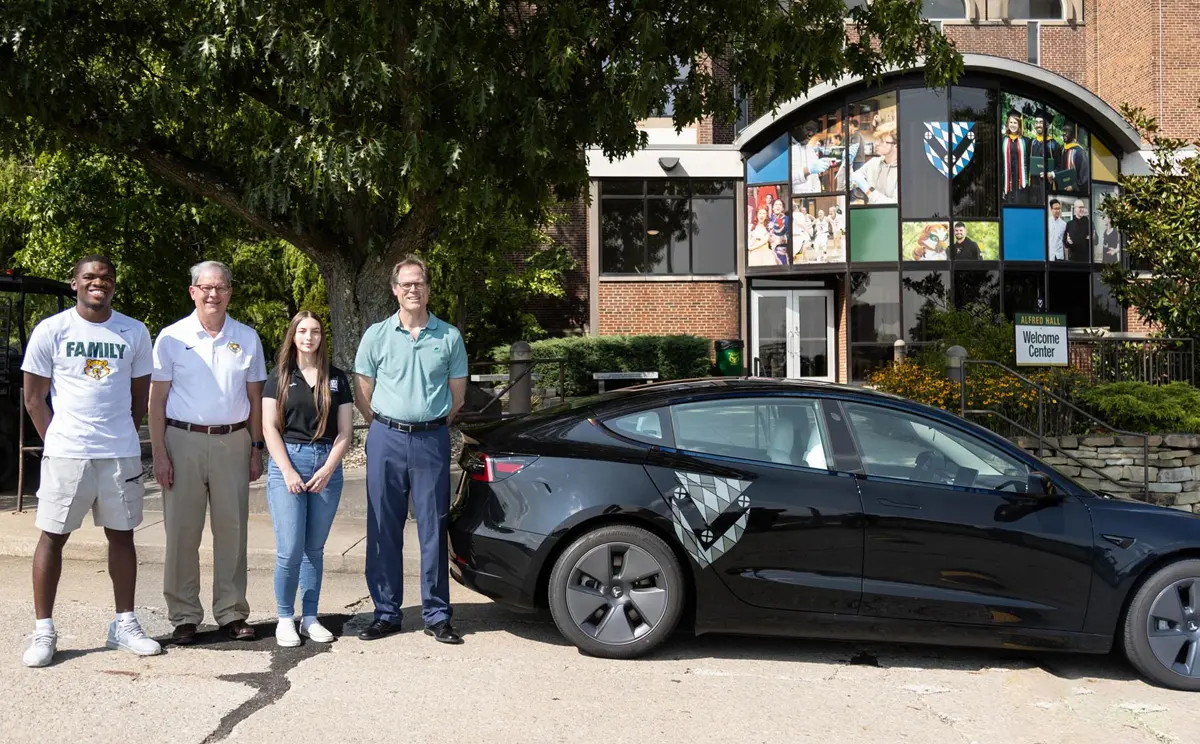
top-left (166, 418), bottom-right (248, 435)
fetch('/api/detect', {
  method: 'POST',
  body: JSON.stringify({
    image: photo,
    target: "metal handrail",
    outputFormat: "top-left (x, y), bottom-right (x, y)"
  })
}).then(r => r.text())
top-left (960, 358), bottom-right (1150, 496)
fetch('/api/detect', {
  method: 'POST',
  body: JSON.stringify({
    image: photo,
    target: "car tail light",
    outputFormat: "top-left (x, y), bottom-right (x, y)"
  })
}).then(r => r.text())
top-left (467, 453), bottom-right (538, 483)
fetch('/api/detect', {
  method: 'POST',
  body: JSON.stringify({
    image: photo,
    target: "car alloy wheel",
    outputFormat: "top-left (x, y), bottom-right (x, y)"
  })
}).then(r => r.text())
top-left (1124, 558), bottom-right (1200, 691)
top-left (1145, 577), bottom-right (1199, 678)
top-left (548, 524), bottom-right (684, 659)
top-left (565, 542), bottom-right (669, 645)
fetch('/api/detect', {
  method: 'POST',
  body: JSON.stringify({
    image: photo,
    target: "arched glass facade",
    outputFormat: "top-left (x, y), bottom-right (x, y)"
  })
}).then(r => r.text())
top-left (743, 78), bottom-right (1124, 382)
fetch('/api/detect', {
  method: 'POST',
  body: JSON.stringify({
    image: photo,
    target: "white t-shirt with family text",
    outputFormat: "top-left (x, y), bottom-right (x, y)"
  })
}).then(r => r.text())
top-left (21, 308), bottom-right (153, 459)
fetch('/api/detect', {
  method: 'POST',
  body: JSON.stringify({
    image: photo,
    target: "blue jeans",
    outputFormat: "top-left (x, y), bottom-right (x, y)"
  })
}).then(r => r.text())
top-left (267, 442), bottom-right (343, 617)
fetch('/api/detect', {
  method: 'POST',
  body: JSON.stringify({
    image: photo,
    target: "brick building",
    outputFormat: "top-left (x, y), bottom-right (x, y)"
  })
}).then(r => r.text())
top-left (544, 1), bottom-right (1196, 383)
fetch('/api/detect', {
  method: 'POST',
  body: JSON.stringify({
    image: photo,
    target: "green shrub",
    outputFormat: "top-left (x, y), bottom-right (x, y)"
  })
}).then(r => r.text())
top-left (1079, 382), bottom-right (1200, 433)
top-left (488, 335), bottom-right (713, 396)
top-left (910, 302), bottom-right (1017, 368)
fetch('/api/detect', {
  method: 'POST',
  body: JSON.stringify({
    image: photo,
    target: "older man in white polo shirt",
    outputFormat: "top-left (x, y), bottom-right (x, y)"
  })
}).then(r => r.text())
top-left (149, 260), bottom-right (267, 644)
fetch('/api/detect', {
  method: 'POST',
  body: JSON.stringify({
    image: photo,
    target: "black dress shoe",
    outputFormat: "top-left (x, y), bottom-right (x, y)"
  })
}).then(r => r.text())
top-left (358, 619), bottom-right (401, 641)
top-left (221, 619), bottom-right (256, 641)
top-left (172, 623), bottom-right (197, 645)
top-left (424, 621), bottom-right (463, 645)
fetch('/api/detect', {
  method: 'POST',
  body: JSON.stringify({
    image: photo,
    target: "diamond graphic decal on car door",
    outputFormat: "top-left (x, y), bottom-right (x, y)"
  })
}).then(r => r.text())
top-left (666, 471), bottom-right (752, 568)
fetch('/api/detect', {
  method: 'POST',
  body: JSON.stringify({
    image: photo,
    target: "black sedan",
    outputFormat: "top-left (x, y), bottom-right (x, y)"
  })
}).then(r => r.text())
top-left (449, 379), bottom-right (1200, 691)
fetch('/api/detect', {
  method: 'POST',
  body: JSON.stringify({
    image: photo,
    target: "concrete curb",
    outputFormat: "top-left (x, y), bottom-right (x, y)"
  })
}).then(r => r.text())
top-left (0, 509), bottom-right (429, 577)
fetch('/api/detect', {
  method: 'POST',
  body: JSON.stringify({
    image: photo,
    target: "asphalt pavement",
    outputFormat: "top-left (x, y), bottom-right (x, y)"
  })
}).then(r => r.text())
top-left (2, 468), bottom-right (1200, 742)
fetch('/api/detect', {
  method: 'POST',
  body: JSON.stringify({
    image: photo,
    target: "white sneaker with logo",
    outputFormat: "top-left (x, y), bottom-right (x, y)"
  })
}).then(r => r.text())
top-left (301, 619), bottom-right (335, 643)
top-left (22, 630), bottom-right (57, 668)
top-left (106, 617), bottom-right (163, 656)
top-left (276, 618), bottom-right (301, 647)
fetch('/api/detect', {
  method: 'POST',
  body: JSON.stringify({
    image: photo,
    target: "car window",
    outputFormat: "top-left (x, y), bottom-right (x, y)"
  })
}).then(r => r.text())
top-left (842, 402), bottom-right (1030, 491)
top-left (670, 398), bottom-right (829, 470)
top-left (605, 409), bottom-right (667, 444)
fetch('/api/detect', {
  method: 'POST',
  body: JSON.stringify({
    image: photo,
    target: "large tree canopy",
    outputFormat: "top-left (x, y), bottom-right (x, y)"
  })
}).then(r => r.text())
top-left (0, 0), bottom-right (961, 364)
top-left (1101, 106), bottom-right (1200, 342)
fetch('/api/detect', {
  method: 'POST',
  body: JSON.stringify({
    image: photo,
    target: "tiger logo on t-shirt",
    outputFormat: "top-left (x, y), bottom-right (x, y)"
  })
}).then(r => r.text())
top-left (84, 359), bottom-right (112, 380)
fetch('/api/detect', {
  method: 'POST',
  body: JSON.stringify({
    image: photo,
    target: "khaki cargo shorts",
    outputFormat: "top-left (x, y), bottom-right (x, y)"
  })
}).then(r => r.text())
top-left (35, 456), bottom-right (146, 534)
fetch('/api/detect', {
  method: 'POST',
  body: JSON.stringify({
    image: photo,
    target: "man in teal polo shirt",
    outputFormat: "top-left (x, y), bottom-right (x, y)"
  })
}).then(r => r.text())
top-left (353, 255), bottom-right (467, 644)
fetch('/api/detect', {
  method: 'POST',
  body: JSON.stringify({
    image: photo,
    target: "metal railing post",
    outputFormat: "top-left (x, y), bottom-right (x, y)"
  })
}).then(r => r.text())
top-left (1037, 388), bottom-right (1044, 455)
top-left (508, 341), bottom-right (532, 415)
top-left (17, 391), bottom-right (25, 512)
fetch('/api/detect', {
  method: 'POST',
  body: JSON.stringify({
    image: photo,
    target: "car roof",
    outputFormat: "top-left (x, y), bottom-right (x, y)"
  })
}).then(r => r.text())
top-left (571, 377), bottom-right (915, 418)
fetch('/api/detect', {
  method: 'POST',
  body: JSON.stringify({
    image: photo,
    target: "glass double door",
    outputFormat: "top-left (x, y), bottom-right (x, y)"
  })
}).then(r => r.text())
top-left (752, 289), bottom-right (835, 381)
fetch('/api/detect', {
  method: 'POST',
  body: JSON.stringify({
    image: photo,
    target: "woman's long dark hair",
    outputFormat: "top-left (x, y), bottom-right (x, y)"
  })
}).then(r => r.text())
top-left (274, 311), bottom-right (331, 442)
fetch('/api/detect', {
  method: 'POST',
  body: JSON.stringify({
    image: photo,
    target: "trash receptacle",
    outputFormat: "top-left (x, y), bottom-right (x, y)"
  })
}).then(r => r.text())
top-left (714, 339), bottom-right (745, 376)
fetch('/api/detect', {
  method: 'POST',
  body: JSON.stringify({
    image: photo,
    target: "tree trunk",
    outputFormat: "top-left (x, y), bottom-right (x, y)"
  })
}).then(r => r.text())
top-left (322, 251), bottom-right (396, 372)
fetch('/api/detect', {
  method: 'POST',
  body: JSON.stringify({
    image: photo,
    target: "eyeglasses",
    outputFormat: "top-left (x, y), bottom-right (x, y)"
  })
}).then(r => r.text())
top-left (396, 282), bottom-right (427, 292)
top-left (192, 284), bottom-right (231, 295)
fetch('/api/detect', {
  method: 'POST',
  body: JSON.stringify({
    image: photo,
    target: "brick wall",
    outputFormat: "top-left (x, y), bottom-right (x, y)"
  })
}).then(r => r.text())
top-left (696, 53), bottom-right (738, 146)
top-left (943, 23), bottom-right (1028, 62)
top-left (1040, 23), bottom-right (1089, 87)
top-left (597, 281), bottom-right (740, 340)
top-left (1093, 0), bottom-right (1158, 125)
top-left (1162, 1), bottom-right (1200, 141)
top-left (1126, 304), bottom-right (1162, 334)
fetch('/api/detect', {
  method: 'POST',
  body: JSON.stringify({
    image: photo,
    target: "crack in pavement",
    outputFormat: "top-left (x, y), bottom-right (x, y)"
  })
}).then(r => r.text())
top-left (190, 614), bottom-right (353, 744)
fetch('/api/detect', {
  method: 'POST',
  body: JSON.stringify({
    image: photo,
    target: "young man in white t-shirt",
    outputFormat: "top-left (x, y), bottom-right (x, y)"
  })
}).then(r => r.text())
top-left (19, 255), bottom-right (162, 667)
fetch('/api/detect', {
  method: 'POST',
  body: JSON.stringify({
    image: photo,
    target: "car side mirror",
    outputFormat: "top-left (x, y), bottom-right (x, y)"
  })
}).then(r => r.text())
top-left (1026, 472), bottom-right (1057, 498)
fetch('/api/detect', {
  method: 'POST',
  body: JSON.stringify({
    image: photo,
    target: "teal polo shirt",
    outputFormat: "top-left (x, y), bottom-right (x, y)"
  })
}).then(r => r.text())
top-left (354, 312), bottom-right (468, 423)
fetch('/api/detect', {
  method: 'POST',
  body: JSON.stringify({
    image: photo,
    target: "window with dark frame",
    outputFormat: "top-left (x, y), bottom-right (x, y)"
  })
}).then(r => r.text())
top-left (600, 179), bottom-right (736, 275)
top-left (1005, 0), bottom-right (1065, 21)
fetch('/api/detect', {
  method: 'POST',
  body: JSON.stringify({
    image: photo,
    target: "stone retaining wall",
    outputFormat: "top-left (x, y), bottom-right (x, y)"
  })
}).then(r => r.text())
top-left (1015, 434), bottom-right (1200, 513)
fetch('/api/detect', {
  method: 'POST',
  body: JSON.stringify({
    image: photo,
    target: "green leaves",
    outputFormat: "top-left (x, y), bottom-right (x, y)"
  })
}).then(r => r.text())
top-left (1, 1), bottom-right (959, 252)
top-left (1, 1), bottom-right (960, 350)
top-left (1101, 106), bottom-right (1200, 342)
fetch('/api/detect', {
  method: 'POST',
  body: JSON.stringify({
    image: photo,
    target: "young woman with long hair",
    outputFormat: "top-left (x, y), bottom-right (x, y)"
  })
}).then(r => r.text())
top-left (262, 311), bottom-right (354, 647)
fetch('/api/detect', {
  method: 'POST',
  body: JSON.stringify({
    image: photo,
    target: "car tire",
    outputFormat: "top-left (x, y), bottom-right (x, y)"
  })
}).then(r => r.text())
top-left (1122, 558), bottom-right (1200, 691)
top-left (548, 524), bottom-right (684, 660)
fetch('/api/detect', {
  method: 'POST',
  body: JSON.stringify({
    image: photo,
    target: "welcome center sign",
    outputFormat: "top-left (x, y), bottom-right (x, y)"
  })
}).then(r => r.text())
top-left (1015, 313), bottom-right (1068, 366)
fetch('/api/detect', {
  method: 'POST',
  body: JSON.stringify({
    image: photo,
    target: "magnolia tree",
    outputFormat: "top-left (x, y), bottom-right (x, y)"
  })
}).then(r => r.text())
top-left (0, 0), bottom-right (961, 364)
top-left (1101, 106), bottom-right (1200, 342)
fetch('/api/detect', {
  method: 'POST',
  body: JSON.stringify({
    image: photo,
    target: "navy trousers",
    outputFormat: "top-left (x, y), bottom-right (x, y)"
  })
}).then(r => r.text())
top-left (364, 419), bottom-right (452, 626)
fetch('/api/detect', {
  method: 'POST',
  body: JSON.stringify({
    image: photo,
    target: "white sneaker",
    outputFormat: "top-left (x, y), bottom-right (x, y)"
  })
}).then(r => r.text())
top-left (276, 618), bottom-right (301, 647)
top-left (22, 630), bottom-right (57, 668)
top-left (301, 619), bottom-right (335, 643)
top-left (106, 617), bottom-right (163, 657)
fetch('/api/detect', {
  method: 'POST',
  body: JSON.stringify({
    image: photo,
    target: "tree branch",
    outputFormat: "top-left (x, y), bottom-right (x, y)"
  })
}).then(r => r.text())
top-left (64, 122), bottom-right (334, 259)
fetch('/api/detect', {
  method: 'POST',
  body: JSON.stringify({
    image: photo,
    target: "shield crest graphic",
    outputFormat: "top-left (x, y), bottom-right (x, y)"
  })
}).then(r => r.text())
top-left (923, 122), bottom-right (976, 179)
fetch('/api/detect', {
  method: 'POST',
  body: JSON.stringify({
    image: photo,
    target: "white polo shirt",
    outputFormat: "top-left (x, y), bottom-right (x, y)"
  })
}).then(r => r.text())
top-left (151, 311), bottom-right (267, 426)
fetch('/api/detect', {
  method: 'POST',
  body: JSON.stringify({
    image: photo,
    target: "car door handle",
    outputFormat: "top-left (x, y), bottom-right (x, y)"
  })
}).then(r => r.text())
top-left (878, 498), bottom-right (922, 510)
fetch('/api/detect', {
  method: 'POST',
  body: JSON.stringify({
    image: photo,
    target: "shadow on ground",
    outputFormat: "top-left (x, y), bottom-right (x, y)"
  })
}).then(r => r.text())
top-left (437, 597), bottom-right (1142, 685)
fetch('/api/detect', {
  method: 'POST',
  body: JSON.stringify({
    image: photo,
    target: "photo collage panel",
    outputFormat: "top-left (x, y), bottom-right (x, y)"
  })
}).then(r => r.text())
top-left (1092, 184), bottom-right (1121, 264)
top-left (847, 92), bottom-right (899, 206)
top-left (792, 195), bottom-right (847, 264)
top-left (791, 108), bottom-right (846, 196)
top-left (742, 86), bottom-right (1121, 274)
top-left (747, 184), bottom-right (790, 267)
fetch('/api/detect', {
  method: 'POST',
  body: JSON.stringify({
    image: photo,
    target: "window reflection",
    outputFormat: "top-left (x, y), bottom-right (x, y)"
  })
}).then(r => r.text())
top-left (954, 270), bottom-right (1001, 314)
top-left (903, 272), bottom-right (950, 343)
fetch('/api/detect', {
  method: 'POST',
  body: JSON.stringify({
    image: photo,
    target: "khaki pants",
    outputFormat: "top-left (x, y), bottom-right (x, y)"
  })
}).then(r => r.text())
top-left (162, 426), bottom-right (251, 627)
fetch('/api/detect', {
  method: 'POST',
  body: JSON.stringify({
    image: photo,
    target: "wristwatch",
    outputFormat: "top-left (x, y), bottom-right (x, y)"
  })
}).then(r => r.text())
top-left (251, 441), bottom-right (265, 450)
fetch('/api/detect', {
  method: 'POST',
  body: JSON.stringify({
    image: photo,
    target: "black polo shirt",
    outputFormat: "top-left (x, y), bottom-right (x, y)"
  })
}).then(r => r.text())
top-left (263, 365), bottom-right (354, 443)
